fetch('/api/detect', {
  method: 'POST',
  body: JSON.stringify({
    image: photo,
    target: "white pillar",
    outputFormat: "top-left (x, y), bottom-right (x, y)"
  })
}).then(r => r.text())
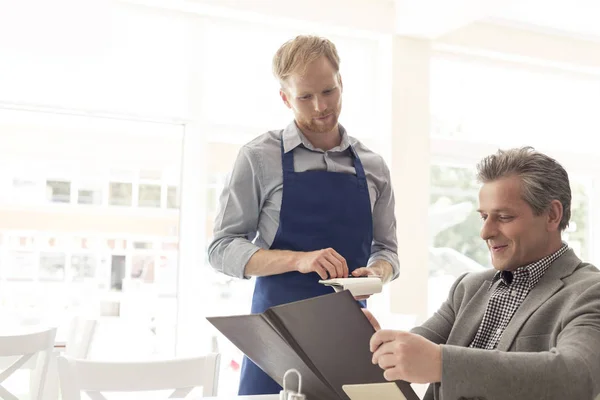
top-left (388, 37), bottom-right (431, 323)
top-left (175, 17), bottom-right (208, 356)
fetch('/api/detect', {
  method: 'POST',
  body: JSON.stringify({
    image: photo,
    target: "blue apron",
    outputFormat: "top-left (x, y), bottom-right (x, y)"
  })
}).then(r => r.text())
top-left (238, 134), bottom-right (373, 395)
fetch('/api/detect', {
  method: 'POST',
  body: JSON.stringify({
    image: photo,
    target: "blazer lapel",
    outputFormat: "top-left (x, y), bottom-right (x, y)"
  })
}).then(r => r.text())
top-left (496, 249), bottom-right (581, 351)
top-left (447, 281), bottom-right (494, 347)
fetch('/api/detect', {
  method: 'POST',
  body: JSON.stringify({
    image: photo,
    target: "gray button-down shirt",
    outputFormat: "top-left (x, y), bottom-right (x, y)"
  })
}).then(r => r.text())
top-left (208, 121), bottom-right (399, 280)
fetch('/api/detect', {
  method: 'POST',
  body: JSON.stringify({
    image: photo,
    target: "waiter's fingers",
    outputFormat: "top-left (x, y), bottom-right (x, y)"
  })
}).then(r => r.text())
top-left (325, 252), bottom-right (345, 278)
top-left (312, 264), bottom-right (328, 280)
top-left (319, 258), bottom-right (338, 279)
top-left (352, 267), bottom-right (371, 277)
top-left (327, 248), bottom-right (349, 277)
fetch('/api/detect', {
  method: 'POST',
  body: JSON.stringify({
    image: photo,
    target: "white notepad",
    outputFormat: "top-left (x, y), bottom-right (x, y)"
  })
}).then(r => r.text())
top-left (318, 276), bottom-right (382, 297)
top-left (342, 382), bottom-right (407, 400)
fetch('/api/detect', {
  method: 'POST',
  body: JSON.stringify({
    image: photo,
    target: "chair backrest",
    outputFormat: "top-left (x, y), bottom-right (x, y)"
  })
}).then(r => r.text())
top-left (0, 327), bottom-right (57, 400)
top-left (58, 353), bottom-right (221, 400)
top-left (65, 317), bottom-right (97, 359)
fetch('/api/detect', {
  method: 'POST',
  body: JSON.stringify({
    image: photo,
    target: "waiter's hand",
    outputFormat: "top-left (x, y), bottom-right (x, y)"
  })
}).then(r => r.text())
top-left (296, 248), bottom-right (348, 279)
top-left (352, 260), bottom-right (393, 283)
top-left (351, 263), bottom-right (386, 300)
top-left (370, 330), bottom-right (442, 384)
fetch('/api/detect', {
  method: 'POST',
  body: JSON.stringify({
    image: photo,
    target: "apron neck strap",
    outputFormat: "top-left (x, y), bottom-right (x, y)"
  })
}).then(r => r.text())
top-left (280, 134), bottom-right (367, 185)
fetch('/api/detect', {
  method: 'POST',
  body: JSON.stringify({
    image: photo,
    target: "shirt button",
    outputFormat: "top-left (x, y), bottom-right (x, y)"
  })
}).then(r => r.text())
top-left (511, 290), bottom-right (517, 297)
top-left (496, 328), bottom-right (502, 335)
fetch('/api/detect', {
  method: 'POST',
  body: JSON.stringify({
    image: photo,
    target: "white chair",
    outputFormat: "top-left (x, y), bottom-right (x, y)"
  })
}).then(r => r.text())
top-left (57, 353), bottom-right (221, 399)
top-left (64, 317), bottom-right (97, 359)
top-left (38, 317), bottom-right (98, 400)
top-left (0, 327), bottom-right (57, 400)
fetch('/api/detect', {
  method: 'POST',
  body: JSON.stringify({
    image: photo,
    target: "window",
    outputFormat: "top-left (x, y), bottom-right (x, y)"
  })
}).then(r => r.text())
top-left (39, 252), bottom-right (66, 281)
top-left (12, 177), bottom-right (42, 204)
top-left (133, 241), bottom-right (153, 250)
top-left (78, 183), bottom-right (103, 205)
top-left (0, 108), bottom-right (184, 361)
top-left (138, 184), bottom-right (161, 208)
top-left (46, 180), bottom-right (71, 203)
top-left (131, 255), bottom-right (155, 283)
top-left (6, 236), bottom-right (36, 282)
top-left (110, 255), bottom-right (126, 291)
top-left (430, 165), bottom-right (488, 267)
top-left (109, 182), bottom-right (133, 206)
top-left (167, 186), bottom-right (179, 209)
top-left (428, 165), bottom-right (488, 314)
top-left (563, 179), bottom-right (591, 261)
top-left (71, 254), bottom-right (96, 281)
top-left (6, 251), bottom-right (36, 280)
top-left (78, 189), bottom-right (101, 205)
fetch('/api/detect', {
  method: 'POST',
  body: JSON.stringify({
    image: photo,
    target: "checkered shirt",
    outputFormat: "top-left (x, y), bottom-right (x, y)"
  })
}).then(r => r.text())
top-left (469, 244), bottom-right (568, 350)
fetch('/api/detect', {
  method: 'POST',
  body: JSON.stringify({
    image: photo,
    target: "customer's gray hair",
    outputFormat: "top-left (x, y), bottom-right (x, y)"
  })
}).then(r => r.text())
top-left (476, 146), bottom-right (571, 230)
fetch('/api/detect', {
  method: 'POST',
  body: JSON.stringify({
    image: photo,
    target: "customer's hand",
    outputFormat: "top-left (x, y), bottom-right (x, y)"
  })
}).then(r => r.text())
top-left (296, 248), bottom-right (348, 279)
top-left (362, 309), bottom-right (381, 331)
top-left (370, 330), bottom-right (442, 384)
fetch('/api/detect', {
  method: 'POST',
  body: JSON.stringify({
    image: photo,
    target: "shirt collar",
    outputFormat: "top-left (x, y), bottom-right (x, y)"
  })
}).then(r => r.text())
top-left (282, 120), bottom-right (352, 153)
top-left (490, 243), bottom-right (569, 289)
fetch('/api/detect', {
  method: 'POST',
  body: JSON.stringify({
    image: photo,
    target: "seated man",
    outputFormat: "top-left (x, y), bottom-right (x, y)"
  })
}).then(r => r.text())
top-left (366, 147), bottom-right (600, 400)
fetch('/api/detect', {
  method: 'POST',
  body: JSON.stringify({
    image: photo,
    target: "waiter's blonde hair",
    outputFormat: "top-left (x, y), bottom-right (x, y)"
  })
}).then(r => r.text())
top-left (272, 35), bottom-right (340, 86)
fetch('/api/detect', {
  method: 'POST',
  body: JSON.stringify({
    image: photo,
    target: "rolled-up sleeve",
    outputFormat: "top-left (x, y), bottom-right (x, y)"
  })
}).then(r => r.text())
top-left (367, 159), bottom-right (400, 280)
top-left (207, 146), bottom-right (263, 279)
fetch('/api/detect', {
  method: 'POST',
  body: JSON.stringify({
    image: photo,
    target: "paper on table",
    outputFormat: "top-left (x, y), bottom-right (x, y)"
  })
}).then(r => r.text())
top-left (318, 276), bottom-right (382, 297)
top-left (343, 382), bottom-right (408, 400)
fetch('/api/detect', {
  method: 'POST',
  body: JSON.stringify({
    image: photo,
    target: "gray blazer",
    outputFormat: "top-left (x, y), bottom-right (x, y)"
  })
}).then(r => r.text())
top-left (412, 249), bottom-right (600, 400)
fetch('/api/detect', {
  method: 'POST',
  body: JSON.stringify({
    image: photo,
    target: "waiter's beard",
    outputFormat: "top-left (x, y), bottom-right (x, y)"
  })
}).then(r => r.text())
top-left (296, 108), bottom-right (341, 134)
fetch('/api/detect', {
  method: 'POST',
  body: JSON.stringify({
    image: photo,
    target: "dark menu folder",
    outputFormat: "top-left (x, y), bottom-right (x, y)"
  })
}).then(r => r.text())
top-left (207, 290), bottom-right (419, 400)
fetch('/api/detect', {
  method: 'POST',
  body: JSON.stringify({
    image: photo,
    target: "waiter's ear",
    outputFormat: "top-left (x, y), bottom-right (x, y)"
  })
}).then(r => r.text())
top-left (280, 88), bottom-right (292, 109)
